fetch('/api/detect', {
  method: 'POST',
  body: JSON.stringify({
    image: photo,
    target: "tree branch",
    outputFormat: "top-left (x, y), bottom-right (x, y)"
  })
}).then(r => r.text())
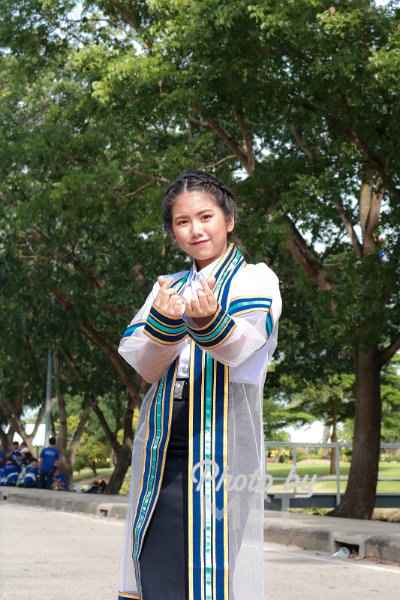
top-left (30, 401), bottom-right (46, 443)
top-left (0, 392), bottom-right (27, 443)
top-left (106, 0), bottom-right (138, 28)
top-left (199, 154), bottom-right (236, 170)
top-left (122, 392), bottom-right (135, 447)
top-left (285, 218), bottom-right (333, 291)
top-left (68, 403), bottom-right (91, 465)
top-left (360, 182), bottom-right (383, 256)
top-left (334, 197), bottom-right (363, 258)
top-left (379, 336), bottom-right (400, 367)
top-left (286, 97), bottom-right (400, 201)
top-left (90, 398), bottom-right (122, 454)
top-left (235, 111), bottom-right (255, 175)
top-left (189, 115), bottom-right (250, 173)
top-left (121, 168), bottom-right (169, 185)
top-left (287, 124), bottom-right (314, 161)
top-left (126, 180), bottom-right (154, 198)
top-left (34, 278), bottom-right (142, 409)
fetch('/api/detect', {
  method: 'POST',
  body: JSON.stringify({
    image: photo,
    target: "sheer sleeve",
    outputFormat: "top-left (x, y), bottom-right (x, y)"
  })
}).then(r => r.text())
top-left (185, 263), bottom-right (281, 368)
top-left (118, 280), bottom-right (187, 383)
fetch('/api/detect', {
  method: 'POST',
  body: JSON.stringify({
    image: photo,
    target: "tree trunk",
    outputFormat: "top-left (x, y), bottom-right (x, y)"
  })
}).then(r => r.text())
top-left (328, 347), bottom-right (381, 519)
top-left (105, 444), bottom-right (132, 494)
top-left (58, 405), bottom-right (88, 486)
top-left (91, 393), bottom-right (135, 495)
top-left (0, 427), bottom-right (9, 454)
top-left (55, 355), bottom-right (92, 488)
top-left (322, 424), bottom-right (330, 460)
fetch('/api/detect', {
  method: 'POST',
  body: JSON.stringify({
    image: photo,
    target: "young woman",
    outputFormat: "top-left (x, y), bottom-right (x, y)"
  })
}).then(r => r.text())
top-left (117, 171), bottom-right (282, 600)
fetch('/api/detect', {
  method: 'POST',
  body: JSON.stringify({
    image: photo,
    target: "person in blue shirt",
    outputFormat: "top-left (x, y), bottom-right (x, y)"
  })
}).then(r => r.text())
top-left (22, 459), bottom-right (40, 488)
top-left (6, 440), bottom-right (20, 462)
top-left (39, 437), bottom-right (61, 490)
top-left (51, 466), bottom-right (67, 490)
top-left (0, 448), bottom-right (5, 468)
top-left (0, 459), bottom-right (21, 486)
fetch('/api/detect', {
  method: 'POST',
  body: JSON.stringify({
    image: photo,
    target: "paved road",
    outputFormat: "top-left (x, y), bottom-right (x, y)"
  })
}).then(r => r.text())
top-left (1, 503), bottom-right (400, 600)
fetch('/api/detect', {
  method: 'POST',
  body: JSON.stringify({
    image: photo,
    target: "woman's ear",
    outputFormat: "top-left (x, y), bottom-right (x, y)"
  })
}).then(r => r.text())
top-left (227, 217), bottom-right (235, 233)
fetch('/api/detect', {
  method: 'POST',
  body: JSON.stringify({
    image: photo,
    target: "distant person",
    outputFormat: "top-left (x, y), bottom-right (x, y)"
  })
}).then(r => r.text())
top-left (21, 459), bottom-right (40, 488)
top-left (7, 440), bottom-right (20, 461)
top-left (85, 478), bottom-right (107, 494)
top-left (39, 437), bottom-right (61, 490)
top-left (0, 458), bottom-right (22, 486)
top-left (20, 442), bottom-right (34, 464)
top-left (51, 466), bottom-right (66, 491)
top-left (0, 448), bottom-right (5, 468)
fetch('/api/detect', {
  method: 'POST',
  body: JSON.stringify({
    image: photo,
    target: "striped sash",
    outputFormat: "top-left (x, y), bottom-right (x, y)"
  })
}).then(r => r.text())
top-left (131, 243), bottom-right (246, 599)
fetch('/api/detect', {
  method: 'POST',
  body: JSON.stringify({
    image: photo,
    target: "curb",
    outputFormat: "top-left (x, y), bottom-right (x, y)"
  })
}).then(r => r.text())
top-left (2, 488), bottom-right (400, 565)
top-left (264, 510), bottom-right (400, 564)
top-left (1, 488), bottom-right (128, 519)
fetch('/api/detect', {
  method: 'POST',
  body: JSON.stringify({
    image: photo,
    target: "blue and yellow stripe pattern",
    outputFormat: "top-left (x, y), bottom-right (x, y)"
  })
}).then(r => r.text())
top-left (121, 320), bottom-right (147, 341)
top-left (120, 272), bottom-right (190, 343)
top-left (188, 242), bottom-right (245, 600)
top-left (130, 360), bottom-right (178, 596)
top-left (144, 305), bottom-right (187, 344)
top-left (187, 305), bottom-right (236, 349)
top-left (228, 295), bottom-right (274, 339)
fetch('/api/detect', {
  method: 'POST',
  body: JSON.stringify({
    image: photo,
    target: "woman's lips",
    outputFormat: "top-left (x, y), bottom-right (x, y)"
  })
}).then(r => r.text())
top-left (191, 239), bottom-right (209, 246)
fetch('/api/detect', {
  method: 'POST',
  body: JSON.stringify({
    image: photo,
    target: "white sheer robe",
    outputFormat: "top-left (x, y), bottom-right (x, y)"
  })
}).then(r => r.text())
top-left (118, 260), bottom-right (281, 600)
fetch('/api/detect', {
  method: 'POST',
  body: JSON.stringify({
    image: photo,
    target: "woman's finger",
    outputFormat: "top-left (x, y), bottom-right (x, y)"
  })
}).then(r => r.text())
top-left (199, 277), bottom-right (212, 295)
top-left (207, 277), bottom-right (216, 291)
top-left (185, 300), bottom-right (193, 317)
top-left (158, 276), bottom-right (173, 290)
top-left (196, 289), bottom-right (209, 314)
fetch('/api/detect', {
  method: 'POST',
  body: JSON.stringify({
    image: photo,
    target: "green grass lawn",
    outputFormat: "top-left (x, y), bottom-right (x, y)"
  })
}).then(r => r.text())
top-left (266, 460), bottom-right (400, 493)
top-left (71, 460), bottom-right (400, 495)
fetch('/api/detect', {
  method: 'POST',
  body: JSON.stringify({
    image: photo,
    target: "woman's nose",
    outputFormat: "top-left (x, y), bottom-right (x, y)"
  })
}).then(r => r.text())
top-left (191, 220), bottom-right (202, 235)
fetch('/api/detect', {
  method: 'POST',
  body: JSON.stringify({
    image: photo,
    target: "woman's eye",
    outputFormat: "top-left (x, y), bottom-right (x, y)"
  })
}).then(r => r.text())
top-left (177, 220), bottom-right (188, 226)
top-left (202, 214), bottom-right (212, 221)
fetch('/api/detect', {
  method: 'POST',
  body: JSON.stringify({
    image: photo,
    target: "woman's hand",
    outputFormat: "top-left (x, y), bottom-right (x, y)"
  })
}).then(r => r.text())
top-left (185, 277), bottom-right (217, 327)
top-left (154, 276), bottom-right (184, 318)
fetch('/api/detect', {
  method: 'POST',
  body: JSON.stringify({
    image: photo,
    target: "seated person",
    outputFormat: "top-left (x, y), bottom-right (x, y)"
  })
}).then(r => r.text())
top-left (12, 451), bottom-right (24, 470)
top-left (21, 459), bottom-right (40, 488)
top-left (20, 444), bottom-right (34, 465)
top-left (16, 465), bottom-right (28, 487)
top-left (51, 466), bottom-right (67, 491)
top-left (6, 441), bottom-right (20, 461)
top-left (1, 460), bottom-right (21, 486)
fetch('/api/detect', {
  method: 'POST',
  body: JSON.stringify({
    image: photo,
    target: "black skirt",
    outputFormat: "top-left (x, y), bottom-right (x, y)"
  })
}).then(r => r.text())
top-left (139, 397), bottom-right (189, 600)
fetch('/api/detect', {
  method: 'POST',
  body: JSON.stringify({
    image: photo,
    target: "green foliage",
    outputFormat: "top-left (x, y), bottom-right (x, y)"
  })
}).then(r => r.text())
top-left (1, 1), bottom-right (399, 493)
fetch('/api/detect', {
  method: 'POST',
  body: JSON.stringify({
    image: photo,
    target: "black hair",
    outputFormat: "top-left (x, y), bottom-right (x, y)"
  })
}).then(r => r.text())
top-left (49, 436), bottom-right (56, 445)
top-left (163, 170), bottom-right (237, 238)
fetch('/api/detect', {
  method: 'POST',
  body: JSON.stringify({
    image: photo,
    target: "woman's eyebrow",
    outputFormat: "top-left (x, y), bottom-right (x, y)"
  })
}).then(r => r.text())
top-left (173, 207), bottom-right (215, 219)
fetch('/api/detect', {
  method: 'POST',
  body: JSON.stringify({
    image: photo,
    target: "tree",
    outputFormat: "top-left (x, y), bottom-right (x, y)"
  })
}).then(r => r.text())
top-left (84, 0), bottom-right (400, 516)
top-left (1, 1), bottom-right (399, 512)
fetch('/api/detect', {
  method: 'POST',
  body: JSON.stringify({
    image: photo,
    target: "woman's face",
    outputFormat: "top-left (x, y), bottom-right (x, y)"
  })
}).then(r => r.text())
top-left (171, 190), bottom-right (234, 270)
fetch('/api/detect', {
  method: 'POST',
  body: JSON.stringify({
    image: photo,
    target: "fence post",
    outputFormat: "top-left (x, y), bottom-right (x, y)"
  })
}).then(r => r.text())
top-left (293, 446), bottom-right (297, 493)
top-left (335, 442), bottom-right (341, 506)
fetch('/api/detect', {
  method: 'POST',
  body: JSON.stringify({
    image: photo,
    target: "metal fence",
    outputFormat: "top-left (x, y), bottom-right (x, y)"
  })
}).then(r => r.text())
top-left (264, 440), bottom-right (400, 506)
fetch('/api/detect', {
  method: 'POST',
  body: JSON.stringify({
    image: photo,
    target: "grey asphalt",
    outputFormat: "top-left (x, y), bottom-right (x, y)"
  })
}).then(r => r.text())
top-left (2, 486), bottom-right (400, 564)
top-left (2, 503), bottom-right (400, 600)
